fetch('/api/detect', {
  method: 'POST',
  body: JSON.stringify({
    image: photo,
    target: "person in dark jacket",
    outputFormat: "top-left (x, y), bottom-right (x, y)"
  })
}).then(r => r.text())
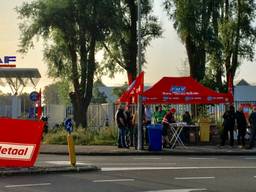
top-left (235, 106), bottom-right (247, 147)
top-left (115, 103), bottom-right (128, 148)
top-left (182, 111), bottom-right (192, 125)
top-left (247, 107), bottom-right (256, 149)
top-left (221, 105), bottom-right (236, 147)
top-left (125, 105), bottom-right (133, 147)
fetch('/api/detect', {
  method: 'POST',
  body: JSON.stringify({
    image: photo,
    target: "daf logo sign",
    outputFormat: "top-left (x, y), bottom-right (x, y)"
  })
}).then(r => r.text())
top-left (170, 86), bottom-right (186, 93)
top-left (0, 56), bottom-right (16, 67)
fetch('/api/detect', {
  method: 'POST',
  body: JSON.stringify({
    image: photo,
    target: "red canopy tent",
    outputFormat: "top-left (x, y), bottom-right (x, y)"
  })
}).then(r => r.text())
top-left (142, 76), bottom-right (233, 104)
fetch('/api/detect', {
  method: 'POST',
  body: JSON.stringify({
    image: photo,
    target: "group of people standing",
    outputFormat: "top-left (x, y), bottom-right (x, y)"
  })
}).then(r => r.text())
top-left (115, 103), bottom-right (191, 149)
top-left (221, 105), bottom-right (256, 149)
top-left (115, 103), bottom-right (154, 149)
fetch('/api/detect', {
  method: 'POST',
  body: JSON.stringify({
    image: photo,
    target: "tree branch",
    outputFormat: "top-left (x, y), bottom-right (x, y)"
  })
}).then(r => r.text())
top-left (102, 42), bottom-right (126, 69)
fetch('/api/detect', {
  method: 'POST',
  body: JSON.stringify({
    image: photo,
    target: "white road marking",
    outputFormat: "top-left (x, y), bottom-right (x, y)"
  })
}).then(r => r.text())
top-left (43, 161), bottom-right (175, 166)
top-left (44, 161), bottom-right (89, 165)
top-left (93, 179), bottom-right (135, 183)
top-left (144, 189), bottom-right (207, 192)
top-left (101, 166), bottom-right (256, 172)
top-left (99, 163), bottom-right (176, 166)
top-left (5, 183), bottom-right (51, 188)
top-left (253, 176), bottom-right (256, 178)
top-left (133, 157), bottom-right (162, 160)
top-left (174, 177), bottom-right (215, 180)
top-left (188, 158), bottom-right (217, 160)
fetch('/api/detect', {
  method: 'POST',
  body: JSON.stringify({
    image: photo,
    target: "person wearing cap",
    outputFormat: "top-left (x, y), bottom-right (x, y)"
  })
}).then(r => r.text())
top-left (247, 107), bottom-right (256, 149)
top-left (162, 108), bottom-right (176, 147)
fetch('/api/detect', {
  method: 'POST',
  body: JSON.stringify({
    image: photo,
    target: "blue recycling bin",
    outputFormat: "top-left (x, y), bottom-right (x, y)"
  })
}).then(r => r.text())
top-left (147, 124), bottom-right (163, 151)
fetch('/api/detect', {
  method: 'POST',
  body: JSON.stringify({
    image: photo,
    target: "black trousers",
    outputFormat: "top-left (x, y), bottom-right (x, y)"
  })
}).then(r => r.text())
top-left (221, 127), bottom-right (234, 146)
top-left (249, 128), bottom-right (256, 148)
top-left (237, 127), bottom-right (246, 146)
top-left (145, 121), bottom-right (151, 144)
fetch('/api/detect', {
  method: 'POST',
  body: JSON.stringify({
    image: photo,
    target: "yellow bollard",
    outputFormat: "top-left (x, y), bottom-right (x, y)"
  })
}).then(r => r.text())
top-left (67, 133), bottom-right (76, 167)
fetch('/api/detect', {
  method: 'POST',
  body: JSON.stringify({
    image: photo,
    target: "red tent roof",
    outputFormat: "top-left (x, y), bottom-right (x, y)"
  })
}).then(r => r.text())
top-left (142, 76), bottom-right (233, 104)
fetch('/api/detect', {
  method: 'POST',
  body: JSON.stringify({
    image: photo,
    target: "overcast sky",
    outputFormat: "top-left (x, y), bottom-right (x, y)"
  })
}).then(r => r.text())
top-left (0, 0), bottom-right (255, 93)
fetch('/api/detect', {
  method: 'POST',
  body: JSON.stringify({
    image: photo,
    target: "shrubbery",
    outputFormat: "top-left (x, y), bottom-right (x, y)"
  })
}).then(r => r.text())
top-left (43, 126), bottom-right (118, 145)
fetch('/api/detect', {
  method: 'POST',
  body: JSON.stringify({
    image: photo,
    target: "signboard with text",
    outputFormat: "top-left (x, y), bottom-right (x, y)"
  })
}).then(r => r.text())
top-left (0, 56), bottom-right (16, 67)
top-left (0, 118), bottom-right (44, 167)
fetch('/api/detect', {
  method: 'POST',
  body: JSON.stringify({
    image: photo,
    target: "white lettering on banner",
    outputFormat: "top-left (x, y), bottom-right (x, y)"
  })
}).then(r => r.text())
top-left (0, 143), bottom-right (35, 161)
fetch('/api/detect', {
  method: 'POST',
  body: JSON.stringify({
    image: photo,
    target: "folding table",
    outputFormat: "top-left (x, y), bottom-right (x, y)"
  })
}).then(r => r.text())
top-left (168, 122), bottom-right (187, 149)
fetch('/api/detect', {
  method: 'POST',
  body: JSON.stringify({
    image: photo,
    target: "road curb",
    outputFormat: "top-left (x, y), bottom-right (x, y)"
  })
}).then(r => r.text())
top-left (0, 165), bottom-right (99, 177)
top-left (40, 151), bottom-right (256, 156)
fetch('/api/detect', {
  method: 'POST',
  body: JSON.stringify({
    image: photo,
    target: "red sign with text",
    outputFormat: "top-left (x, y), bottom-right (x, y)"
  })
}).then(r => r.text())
top-left (0, 118), bottom-right (44, 167)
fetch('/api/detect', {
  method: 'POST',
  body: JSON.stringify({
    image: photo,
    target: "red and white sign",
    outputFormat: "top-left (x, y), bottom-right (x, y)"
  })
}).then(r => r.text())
top-left (0, 142), bottom-right (35, 161)
top-left (118, 71), bottom-right (144, 104)
top-left (0, 118), bottom-right (44, 167)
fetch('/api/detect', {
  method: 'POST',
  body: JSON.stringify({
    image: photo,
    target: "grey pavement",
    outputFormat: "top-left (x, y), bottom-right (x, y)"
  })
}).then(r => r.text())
top-left (1, 144), bottom-right (256, 177)
top-left (0, 165), bottom-right (98, 176)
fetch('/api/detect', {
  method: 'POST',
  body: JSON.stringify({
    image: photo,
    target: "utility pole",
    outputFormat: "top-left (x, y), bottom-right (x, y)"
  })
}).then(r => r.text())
top-left (137, 0), bottom-right (143, 150)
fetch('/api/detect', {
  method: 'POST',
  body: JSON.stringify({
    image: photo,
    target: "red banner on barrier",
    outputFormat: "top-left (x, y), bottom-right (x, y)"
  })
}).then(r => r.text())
top-left (0, 118), bottom-right (44, 167)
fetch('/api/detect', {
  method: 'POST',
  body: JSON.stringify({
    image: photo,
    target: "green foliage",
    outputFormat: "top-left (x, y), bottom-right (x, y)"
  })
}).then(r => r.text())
top-left (164, 0), bottom-right (215, 81)
top-left (44, 129), bottom-right (67, 144)
top-left (219, 0), bottom-right (256, 86)
top-left (43, 126), bottom-right (118, 145)
top-left (101, 0), bottom-right (162, 82)
top-left (165, 0), bottom-right (256, 88)
top-left (17, 0), bottom-right (120, 127)
top-left (43, 81), bottom-right (71, 105)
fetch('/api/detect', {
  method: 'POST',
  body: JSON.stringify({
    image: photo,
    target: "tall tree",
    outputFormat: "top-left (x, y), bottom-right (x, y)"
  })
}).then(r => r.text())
top-left (206, 0), bottom-right (224, 91)
top-left (164, 0), bottom-right (215, 81)
top-left (17, 0), bottom-right (118, 127)
top-left (102, 0), bottom-right (162, 84)
top-left (219, 0), bottom-right (256, 89)
top-left (165, 0), bottom-right (256, 91)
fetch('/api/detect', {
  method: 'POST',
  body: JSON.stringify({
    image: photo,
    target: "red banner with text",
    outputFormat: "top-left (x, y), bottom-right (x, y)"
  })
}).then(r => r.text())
top-left (0, 118), bottom-right (44, 167)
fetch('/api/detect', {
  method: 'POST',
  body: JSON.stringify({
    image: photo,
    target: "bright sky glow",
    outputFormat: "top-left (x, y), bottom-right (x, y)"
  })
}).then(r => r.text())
top-left (0, 0), bottom-right (255, 93)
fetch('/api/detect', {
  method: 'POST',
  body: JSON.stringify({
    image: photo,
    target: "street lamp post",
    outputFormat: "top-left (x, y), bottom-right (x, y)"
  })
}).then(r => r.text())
top-left (137, 0), bottom-right (143, 150)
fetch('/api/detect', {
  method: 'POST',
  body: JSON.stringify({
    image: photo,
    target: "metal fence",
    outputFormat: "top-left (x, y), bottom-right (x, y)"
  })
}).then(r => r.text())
top-left (1, 100), bottom-right (256, 128)
top-left (87, 103), bottom-right (115, 128)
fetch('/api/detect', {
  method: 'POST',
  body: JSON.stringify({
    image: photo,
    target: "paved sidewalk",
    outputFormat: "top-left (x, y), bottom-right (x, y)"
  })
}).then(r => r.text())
top-left (40, 144), bottom-right (256, 156)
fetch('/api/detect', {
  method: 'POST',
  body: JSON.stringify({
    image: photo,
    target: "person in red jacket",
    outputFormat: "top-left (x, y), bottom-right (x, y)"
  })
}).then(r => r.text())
top-left (162, 108), bottom-right (176, 147)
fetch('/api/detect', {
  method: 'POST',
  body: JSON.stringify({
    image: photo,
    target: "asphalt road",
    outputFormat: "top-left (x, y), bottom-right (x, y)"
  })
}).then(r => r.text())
top-left (1, 155), bottom-right (256, 192)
